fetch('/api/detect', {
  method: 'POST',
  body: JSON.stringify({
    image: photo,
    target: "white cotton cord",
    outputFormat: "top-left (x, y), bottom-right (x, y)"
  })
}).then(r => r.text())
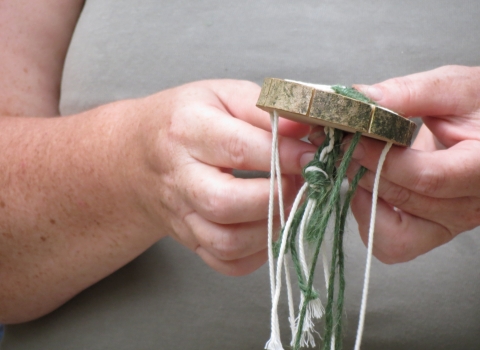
top-left (266, 112), bottom-right (282, 349)
top-left (319, 127), bottom-right (335, 162)
top-left (321, 207), bottom-right (339, 291)
top-left (354, 142), bottom-right (393, 350)
top-left (298, 199), bottom-right (315, 284)
top-left (267, 185), bottom-right (308, 349)
top-left (266, 110), bottom-right (297, 349)
top-left (292, 294), bottom-right (321, 349)
top-left (284, 254), bottom-right (296, 342)
top-left (267, 182), bottom-right (309, 350)
top-left (289, 126), bottom-right (335, 348)
top-left (331, 334), bottom-right (336, 350)
top-left (271, 111), bottom-right (296, 341)
top-left (320, 243), bottom-right (330, 292)
top-left (273, 112), bottom-right (285, 227)
top-left (265, 330), bottom-right (283, 350)
top-left (292, 198), bottom-right (323, 348)
top-left (284, 256), bottom-right (297, 340)
top-left (267, 112), bottom-right (278, 299)
top-left (304, 166), bottom-right (329, 178)
top-left (310, 125), bottom-right (335, 293)
top-left (298, 200), bottom-right (325, 322)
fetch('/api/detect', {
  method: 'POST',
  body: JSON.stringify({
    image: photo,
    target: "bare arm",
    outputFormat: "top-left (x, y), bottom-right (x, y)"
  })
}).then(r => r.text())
top-left (0, 0), bottom-right (85, 116)
top-left (0, 0), bottom-right (316, 324)
top-left (0, 0), bottom-right (156, 322)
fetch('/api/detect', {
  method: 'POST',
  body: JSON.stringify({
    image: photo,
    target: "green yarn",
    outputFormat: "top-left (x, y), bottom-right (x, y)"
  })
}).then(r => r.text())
top-left (331, 85), bottom-right (376, 105)
top-left (271, 84), bottom-right (371, 349)
top-left (274, 129), bottom-right (365, 350)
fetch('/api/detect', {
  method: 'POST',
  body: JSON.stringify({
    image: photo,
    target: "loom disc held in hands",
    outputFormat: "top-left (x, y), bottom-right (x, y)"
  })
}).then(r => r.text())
top-left (256, 78), bottom-right (416, 146)
top-left (259, 78), bottom-right (416, 350)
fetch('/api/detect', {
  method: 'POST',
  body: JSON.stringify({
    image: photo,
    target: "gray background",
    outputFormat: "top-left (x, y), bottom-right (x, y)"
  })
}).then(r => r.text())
top-left (3, 0), bottom-right (480, 349)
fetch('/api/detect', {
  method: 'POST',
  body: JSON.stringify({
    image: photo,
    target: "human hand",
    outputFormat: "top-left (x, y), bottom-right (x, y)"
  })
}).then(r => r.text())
top-left (310, 66), bottom-right (480, 263)
top-left (1, 1), bottom-right (318, 320)
top-left (128, 80), bottom-right (316, 275)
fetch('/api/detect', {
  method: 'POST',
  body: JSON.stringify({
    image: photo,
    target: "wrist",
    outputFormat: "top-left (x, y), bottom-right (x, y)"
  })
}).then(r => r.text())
top-left (103, 95), bottom-right (173, 240)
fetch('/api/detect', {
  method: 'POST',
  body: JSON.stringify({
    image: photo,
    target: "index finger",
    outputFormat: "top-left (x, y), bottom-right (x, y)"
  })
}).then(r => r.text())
top-left (206, 79), bottom-right (311, 139)
top-left (182, 163), bottom-right (297, 224)
top-left (354, 65), bottom-right (480, 117)
top-left (345, 135), bottom-right (480, 198)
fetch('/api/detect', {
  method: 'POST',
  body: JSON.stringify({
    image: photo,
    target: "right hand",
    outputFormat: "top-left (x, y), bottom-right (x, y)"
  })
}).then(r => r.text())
top-left (346, 66), bottom-right (480, 263)
top-left (307, 66), bottom-right (480, 264)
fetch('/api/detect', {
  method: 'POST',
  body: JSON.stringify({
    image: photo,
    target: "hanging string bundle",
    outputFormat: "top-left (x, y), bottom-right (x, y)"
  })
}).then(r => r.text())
top-left (257, 79), bottom-right (416, 350)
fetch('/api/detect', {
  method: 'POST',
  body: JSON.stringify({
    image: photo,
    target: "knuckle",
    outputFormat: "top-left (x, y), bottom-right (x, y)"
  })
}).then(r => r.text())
top-left (412, 166), bottom-right (445, 196)
top-left (456, 199), bottom-right (480, 232)
top-left (202, 185), bottom-right (233, 223)
top-left (211, 232), bottom-right (242, 261)
top-left (226, 131), bottom-right (249, 169)
top-left (381, 184), bottom-right (412, 207)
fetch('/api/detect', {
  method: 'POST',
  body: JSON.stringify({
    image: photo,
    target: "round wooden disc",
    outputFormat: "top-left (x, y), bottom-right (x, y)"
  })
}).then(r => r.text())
top-left (256, 78), bottom-right (416, 146)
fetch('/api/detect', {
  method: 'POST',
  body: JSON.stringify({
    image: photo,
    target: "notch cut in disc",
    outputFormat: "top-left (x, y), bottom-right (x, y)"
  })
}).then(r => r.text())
top-left (256, 78), bottom-right (416, 146)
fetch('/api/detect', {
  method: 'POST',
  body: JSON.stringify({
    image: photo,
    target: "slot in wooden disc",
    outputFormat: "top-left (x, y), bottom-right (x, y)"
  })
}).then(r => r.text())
top-left (256, 78), bottom-right (416, 146)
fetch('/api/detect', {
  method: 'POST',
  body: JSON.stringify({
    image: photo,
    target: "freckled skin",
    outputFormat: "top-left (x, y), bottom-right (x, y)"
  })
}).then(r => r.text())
top-left (0, 0), bottom-right (314, 324)
top-left (0, 0), bottom-right (156, 323)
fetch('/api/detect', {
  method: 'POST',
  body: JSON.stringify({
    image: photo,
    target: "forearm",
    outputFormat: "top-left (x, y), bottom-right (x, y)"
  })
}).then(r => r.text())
top-left (0, 78), bottom-right (317, 324)
top-left (0, 0), bottom-right (85, 117)
top-left (0, 100), bottom-right (164, 324)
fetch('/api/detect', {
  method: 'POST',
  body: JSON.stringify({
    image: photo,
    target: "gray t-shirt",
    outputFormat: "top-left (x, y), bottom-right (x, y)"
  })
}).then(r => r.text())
top-left (3, 1), bottom-right (480, 349)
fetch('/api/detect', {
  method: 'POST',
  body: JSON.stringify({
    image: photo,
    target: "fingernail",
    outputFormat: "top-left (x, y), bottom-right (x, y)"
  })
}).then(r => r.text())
top-left (300, 152), bottom-right (315, 168)
top-left (354, 84), bottom-right (383, 102)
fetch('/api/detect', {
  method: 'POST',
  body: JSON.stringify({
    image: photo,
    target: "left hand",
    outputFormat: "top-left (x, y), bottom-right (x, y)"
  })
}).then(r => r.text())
top-left (310, 65), bottom-right (480, 264)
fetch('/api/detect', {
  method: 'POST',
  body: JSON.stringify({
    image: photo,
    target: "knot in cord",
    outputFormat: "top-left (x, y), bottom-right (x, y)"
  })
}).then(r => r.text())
top-left (298, 283), bottom-right (319, 300)
top-left (303, 159), bottom-right (331, 191)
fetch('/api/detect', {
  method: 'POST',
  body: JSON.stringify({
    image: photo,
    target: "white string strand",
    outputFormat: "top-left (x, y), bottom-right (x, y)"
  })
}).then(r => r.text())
top-left (293, 199), bottom-right (318, 348)
top-left (318, 209), bottom-right (341, 350)
top-left (298, 199), bottom-right (316, 285)
top-left (290, 126), bottom-right (335, 348)
top-left (273, 111), bottom-right (285, 227)
top-left (284, 255), bottom-right (297, 340)
top-left (267, 111), bottom-right (278, 299)
top-left (267, 114), bottom-right (391, 350)
top-left (266, 112), bottom-right (282, 349)
top-left (266, 110), bottom-right (297, 349)
top-left (354, 141), bottom-right (393, 350)
top-left (272, 111), bottom-right (296, 341)
top-left (319, 127), bottom-right (335, 162)
top-left (266, 182), bottom-right (308, 349)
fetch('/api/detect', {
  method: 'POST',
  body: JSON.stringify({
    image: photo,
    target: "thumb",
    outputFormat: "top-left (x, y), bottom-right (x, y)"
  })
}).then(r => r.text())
top-left (353, 65), bottom-right (480, 117)
top-left (208, 79), bottom-right (310, 139)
